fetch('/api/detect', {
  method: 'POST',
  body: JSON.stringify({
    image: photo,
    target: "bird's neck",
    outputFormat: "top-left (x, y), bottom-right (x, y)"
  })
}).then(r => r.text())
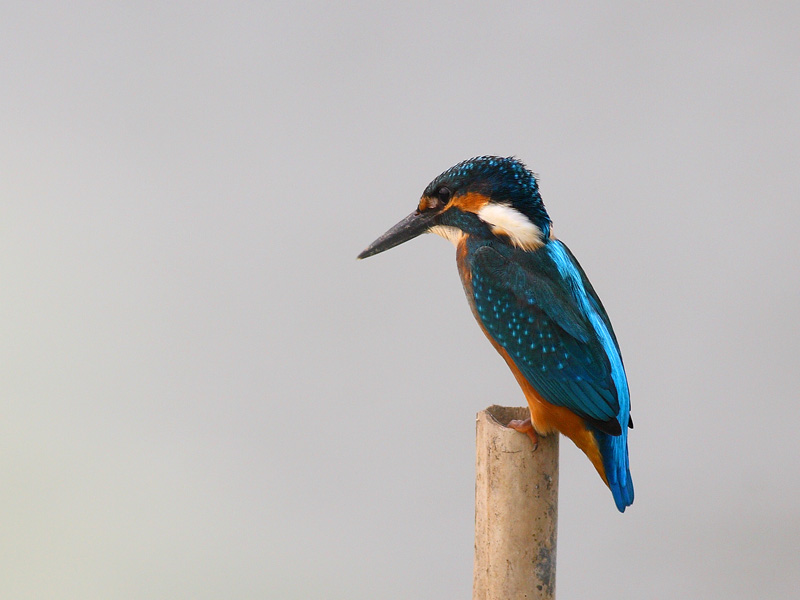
top-left (431, 206), bottom-right (548, 251)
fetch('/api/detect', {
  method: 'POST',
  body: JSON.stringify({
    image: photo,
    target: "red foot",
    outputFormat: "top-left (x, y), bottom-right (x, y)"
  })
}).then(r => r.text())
top-left (507, 418), bottom-right (539, 450)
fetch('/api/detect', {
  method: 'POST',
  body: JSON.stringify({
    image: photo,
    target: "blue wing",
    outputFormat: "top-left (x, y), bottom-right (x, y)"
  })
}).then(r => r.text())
top-left (470, 241), bottom-right (625, 434)
top-left (469, 239), bottom-right (634, 511)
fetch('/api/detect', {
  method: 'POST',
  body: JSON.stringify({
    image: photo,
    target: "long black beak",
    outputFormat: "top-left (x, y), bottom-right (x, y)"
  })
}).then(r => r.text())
top-left (357, 210), bottom-right (437, 259)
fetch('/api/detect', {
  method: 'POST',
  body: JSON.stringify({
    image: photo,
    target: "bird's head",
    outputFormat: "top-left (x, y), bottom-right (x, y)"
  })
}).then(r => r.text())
top-left (358, 156), bottom-right (551, 259)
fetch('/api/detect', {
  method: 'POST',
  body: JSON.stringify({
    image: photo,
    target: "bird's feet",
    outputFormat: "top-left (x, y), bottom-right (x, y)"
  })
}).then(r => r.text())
top-left (507, 418), bottom-right (539, 450)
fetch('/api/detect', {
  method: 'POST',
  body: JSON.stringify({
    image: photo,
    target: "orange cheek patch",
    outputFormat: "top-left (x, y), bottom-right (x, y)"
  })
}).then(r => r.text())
top-left (450, 191), bottom-right (491, 213)
top-left (418, 196), bottom-right (437, 212)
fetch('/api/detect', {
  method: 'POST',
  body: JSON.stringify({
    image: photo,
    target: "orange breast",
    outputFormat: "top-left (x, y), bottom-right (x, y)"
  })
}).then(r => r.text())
top-left (493, 342), bottom-right (608, 485)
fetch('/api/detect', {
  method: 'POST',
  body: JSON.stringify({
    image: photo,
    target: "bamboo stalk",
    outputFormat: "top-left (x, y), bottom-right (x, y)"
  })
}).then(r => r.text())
top-left (473, 405), bottom-right (559, 600)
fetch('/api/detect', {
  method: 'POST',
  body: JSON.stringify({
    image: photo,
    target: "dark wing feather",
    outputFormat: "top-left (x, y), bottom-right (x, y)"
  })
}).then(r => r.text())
top-left (471, 245), bottom-right (621, 432)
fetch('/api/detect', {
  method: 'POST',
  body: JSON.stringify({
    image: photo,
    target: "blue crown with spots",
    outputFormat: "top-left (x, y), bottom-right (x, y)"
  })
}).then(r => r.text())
top-left (424, 156), bottom-right (551, 236)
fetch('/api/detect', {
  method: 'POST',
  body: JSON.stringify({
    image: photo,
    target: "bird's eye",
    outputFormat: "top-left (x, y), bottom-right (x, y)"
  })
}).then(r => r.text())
top-left (437, 187), bottom-right (452, 205)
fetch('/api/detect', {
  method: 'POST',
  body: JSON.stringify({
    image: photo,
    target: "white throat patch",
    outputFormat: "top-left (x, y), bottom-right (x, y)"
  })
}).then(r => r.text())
top-left (428, 225), bottom-right (464, 246)
top-left (477, 203), bottom-right (544, 251)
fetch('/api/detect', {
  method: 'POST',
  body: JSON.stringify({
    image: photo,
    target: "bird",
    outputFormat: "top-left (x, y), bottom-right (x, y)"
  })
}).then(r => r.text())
top-left (357, 156), bottom-right (633, 512)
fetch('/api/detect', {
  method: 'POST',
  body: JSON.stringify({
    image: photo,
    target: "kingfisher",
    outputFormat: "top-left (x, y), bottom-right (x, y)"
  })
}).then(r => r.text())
top-left (357, 156), bottom-right (633, 511)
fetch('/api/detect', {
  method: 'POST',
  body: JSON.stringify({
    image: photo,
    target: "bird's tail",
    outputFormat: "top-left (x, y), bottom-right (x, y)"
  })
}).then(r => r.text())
top-left (594, 427), bottom-right (634, 512)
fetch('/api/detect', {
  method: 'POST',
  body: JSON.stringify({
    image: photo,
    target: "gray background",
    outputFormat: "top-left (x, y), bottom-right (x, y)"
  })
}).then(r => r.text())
top-left (2, 2), bottom-right (799, 599)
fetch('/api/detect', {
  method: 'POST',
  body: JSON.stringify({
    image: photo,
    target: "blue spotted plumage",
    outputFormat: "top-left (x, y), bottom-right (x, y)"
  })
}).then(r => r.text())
top-left (468, 238), bottom-right (632, 510)
top-left (359, 156), bottom-right (634, 512)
